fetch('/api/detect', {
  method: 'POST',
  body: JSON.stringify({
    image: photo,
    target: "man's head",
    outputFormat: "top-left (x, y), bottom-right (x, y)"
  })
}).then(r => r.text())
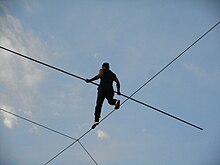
top-left (102, 62), bottom-right (110, 70)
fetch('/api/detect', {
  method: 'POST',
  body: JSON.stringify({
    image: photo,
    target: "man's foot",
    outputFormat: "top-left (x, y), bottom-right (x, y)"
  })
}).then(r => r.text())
top-left (91, 121), bottom-right (99, 129)
top-left (115, 100), bottom-right (120, 110)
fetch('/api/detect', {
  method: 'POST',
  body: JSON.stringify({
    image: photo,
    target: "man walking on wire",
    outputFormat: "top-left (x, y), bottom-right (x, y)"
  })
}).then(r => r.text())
top-left (86, 63), bottom-right (121, 129)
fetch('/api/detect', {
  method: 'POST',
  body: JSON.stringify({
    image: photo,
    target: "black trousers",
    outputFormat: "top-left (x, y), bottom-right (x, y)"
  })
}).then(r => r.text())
top-left (94, 86), bottom-right (116, 122)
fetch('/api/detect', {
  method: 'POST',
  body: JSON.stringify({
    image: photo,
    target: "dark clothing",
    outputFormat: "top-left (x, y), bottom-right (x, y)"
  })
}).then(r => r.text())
top-left (100, 69), bottom-right (116, 88)
top-left (94, 69), bottom-right (117, 122)
top-left (95, 86), bottom-right (117, 122)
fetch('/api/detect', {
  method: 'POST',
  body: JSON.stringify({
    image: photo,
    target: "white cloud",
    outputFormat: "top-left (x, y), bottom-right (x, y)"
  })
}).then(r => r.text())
top-left (94, 52), bottom-right (101, 58)
top-left (29, 125), bottom-right (40, 135)
top-left (53, 112), bottom-right (60, 116)
top-left (184, 62), bottom-right (206, 78)
top-left (23, 110), bottom-right (33, 117)
top-left (0, 15), bottom-right (45, 90)
top-left (0, 14), bottom-right (48, 111)
top-left (97, 129), bottom-right (108, 140)
top-left (0, 105), bottom-right (17, 129)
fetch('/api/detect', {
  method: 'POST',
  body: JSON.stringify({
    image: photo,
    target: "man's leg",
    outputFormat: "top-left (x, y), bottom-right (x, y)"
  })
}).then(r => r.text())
top-left (94, 88), bottom-right (105, 122)
top-left (106, 88), bottom-right (116, 105)
top-left (106, 89), bottom-right (120, 109)
top-left (92, 88), bottom-right (105, 129)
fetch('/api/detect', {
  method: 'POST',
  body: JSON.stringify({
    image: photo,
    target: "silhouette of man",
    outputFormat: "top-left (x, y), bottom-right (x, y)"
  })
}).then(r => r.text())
top-left (86, 62), bottom-right (121, 129)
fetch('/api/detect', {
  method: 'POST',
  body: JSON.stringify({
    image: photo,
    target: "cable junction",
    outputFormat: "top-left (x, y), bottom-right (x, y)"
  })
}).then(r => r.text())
top-left (0, 107), bottom-right (99, 165)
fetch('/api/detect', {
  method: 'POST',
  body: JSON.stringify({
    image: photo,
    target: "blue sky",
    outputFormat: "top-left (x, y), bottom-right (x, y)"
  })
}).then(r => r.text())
top-left (0, 0), bottom-right (220, 165)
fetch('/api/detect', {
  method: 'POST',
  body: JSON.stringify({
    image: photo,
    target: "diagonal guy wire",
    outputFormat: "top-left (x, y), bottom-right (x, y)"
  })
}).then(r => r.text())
top-left (0, 108), bottom-right (98, 165)
top-left (0, 108), bottom-right (77, 140)
top-left (42, 20), bottom-right (220, 164)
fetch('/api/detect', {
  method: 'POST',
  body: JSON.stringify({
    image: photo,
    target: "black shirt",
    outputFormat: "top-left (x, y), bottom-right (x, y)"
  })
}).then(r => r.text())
top-left (100, 69), bottom-right (116, 88)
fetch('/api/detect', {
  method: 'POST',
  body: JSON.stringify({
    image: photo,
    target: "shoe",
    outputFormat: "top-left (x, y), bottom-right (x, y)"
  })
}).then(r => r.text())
top-left (91, 121), bottom-right (99, 129)
top-left (115, 100), bottom-right (120, 110)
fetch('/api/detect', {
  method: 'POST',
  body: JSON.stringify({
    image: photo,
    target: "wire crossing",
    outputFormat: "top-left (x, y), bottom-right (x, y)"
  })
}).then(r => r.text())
top-left (44, 129), bottom-right (94, 165)
top-left (0, 107), bottom-right (99, 165)
top-left (44, 100), bottom-right (122, 164)
top-left (0, 45), bottom-right (203, 130)
top-left (44, 84), bottom-right (156, 164)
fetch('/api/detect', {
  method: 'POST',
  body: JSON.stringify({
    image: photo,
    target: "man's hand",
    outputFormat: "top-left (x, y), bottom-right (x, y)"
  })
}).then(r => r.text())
top-left (85, 79), bottom-right (91, 83)
top-left (116, 91), bottom-right (121, 95)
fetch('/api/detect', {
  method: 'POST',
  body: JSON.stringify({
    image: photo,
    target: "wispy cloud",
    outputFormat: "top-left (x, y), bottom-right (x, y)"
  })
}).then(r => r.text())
top-left (22, 109), bottom-right (33, 117)
top-left (0, 105), bottom-right (17, 129)
top-left (0, 15), bottom-right (46, 88)
top-left (93, 52), bottom-right (101, 58)
top-left (0, 14), bottom-right (48, 111)
top-left (97, 129), bottom-right (108, 140)
top-left (29, 125), bottom-right (40, 135)
top-left (184, 62), bottom-right (206, 78)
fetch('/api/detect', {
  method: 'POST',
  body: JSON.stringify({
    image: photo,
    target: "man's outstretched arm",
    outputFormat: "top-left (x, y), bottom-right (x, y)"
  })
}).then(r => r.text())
top-left (85, 69), bottom-right (103, 83)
